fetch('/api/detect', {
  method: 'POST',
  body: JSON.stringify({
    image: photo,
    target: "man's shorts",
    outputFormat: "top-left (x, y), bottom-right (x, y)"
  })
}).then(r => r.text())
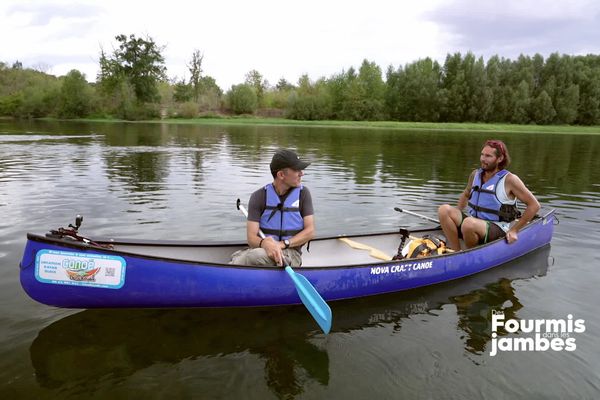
top-left (229, 247), bottom-right (302, 267)
top-left (458, 212), bottom-right (507, 244)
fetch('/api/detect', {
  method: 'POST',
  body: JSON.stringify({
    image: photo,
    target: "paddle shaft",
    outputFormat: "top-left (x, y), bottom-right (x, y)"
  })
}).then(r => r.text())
top-left (394, 207), bottom-right (440, 224)
top-left (237, 202), bottom-right (266, 239)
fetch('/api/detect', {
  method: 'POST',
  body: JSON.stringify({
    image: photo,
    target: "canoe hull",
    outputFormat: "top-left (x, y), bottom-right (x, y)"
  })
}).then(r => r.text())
top-left (19, 211), bottom-right (555, 308)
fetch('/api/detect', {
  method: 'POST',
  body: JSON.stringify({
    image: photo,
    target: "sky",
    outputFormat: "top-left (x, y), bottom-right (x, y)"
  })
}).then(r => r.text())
top-left (2, 0), bottom-right (600, 90)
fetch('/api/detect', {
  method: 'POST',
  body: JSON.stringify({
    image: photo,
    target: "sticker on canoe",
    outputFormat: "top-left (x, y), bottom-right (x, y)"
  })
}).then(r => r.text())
top-left (35, 249), bottom-right (126, 289)
top-left (370, 261), bottom-right (433, 275)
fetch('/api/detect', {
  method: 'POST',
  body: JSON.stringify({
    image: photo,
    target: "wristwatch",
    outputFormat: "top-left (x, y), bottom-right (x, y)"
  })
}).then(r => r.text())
top-left (284, 239), bottom-right (290, 249)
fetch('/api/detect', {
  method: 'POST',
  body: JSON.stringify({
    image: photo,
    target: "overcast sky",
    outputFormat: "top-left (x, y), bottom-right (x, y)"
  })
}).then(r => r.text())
top-left (2, 0), bottom-right (600, 90)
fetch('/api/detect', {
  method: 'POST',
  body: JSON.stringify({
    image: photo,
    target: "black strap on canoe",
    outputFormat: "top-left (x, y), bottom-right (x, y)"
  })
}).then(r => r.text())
top-left (393, 228), bottom-right (411, 260)
top-left (47, 226), bottom-right (113, 249)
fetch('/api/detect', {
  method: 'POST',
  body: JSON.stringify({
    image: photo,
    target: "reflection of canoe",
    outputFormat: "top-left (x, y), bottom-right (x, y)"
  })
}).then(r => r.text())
top-left (19, 209), bottom-right (555, 308)
top-left (30, 246), bottom-right (551, 391)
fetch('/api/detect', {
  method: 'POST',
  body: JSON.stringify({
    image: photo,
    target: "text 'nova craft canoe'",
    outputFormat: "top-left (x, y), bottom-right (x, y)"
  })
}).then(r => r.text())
top-left (19, 210), bottom-right (555, 309)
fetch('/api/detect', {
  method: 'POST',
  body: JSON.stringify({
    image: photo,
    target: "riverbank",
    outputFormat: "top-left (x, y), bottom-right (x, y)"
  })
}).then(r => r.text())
top-left (27, 116), bottom-right (600, 134)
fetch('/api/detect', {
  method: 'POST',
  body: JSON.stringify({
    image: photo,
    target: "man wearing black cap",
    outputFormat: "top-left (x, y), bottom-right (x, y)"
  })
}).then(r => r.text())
top-left (230, 149), bottom-right (315, 267)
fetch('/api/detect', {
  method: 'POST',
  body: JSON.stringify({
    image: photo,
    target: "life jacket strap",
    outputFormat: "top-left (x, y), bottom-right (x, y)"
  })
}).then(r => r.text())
top-left (467, 202), bottom-right (520, 222)
top-left (469, 185), bottom-right (495, 199)
top-left (409, 242), bottom-right (432, 258)
top-left (261, 227), bottom-right (302, 239)
top-left (264, 204), bottom-right (300, 222)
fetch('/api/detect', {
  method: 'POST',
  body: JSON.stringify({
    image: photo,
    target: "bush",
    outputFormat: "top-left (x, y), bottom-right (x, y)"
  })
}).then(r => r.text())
top-left (227, 84), bottom-right (257, 114)
top-left (0, 94), bottom-right (23, 116)
top-left (286, 92), bottom-right (332, 120)
top-left (177, 101), bottom-right (199, 118)
top-left (58, 70), bottom-right (93, 118)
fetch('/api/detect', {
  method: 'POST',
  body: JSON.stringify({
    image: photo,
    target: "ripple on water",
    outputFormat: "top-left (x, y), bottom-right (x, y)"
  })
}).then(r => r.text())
top-left (1, 125), bottom-right (600, 398)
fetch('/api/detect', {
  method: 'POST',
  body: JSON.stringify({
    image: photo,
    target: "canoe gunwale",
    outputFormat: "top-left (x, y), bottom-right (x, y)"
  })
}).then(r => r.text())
top-left (23, 209), bottom-right (555, 270)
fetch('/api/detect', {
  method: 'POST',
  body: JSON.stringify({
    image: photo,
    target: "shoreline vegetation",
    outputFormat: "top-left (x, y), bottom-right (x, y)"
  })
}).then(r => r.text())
top-left (3, 34), bottom-right (600, 128)
top-left (23, 116), bottom-right (600, 135)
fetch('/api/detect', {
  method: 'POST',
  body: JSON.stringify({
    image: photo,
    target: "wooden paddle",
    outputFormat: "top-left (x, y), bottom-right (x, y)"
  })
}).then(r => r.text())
top-left (338, 237), bottom-right (393, 261)
top-left (339, 235), bottom-right (455, 261)
top-left (236, 199), bottom-right (332, 334)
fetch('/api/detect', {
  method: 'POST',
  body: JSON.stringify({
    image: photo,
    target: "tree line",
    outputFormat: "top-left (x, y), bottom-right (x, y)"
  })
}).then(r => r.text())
top-left (1, 33), bottom-right (600, 125)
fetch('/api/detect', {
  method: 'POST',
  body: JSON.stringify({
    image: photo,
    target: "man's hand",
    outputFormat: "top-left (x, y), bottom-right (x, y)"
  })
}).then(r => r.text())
top-left (506, 229), bottom-right (518, 244)
top-left (261, 237), bottom-right (284, 266)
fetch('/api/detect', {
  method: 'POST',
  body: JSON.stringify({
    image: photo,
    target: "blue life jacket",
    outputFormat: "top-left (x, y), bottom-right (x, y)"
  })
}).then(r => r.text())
top-left (259, 184), bottom-right (304, 241)
top-left (468, 169), bottom-right (520, 222)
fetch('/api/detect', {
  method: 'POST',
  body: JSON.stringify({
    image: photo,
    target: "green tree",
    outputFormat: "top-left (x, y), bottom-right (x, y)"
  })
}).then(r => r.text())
top-left (576, 60), bottom-right (600, 125)
top-left (355, 59), bottom-right (385, 120)
top-left (530, 90), bottom-right (556, 124)
top-left (187, 49), bottom-right (203, 101)
top-left (173, 78), bottom-right (193, 102)
top-left (326, 60), bottom-right (385, 121)
top-left (197, 76), bottom-right (222, 111)
top-left (58, 70), bottom-right (92, 118)
top-left (512, 55), bottom-right (535, 94)
top-left (264, 78), bottom-right (294, 109)
top-left (245, 70), bottom-right (267, 107)
top-left (227, 84), bottom-right (257, 114)
top-left (531, 53), bottom-right (545, 95)
top-left (466, 55), bottom-right (491, 121)
top-left (98, 34), bottom-right (167, 103)
top-left (511, 80), bottom-right (531, 124)
top-left (286, 75), bottom-right (332, 120)
top-left (385, 58), bottom-right (442, 121)
top-left (327, 67), bottom-right (355, 119)
top-left (440, 52), bottom-right (490, 122)
top-left (276, 78), bottom-right (295, 91)
top-left (555, 84), bottom-right (579, 124)
top-left (485, 55), bottom-right (512, 122)
top-left (441, 53), bottom-right (467, 121)
top-left (0, 63), bottom-right (62, 117)
top-left (384, 65), bottom-right (402, 119)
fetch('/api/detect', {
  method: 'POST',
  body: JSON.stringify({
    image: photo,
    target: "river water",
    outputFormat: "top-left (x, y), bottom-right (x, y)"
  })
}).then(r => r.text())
top-left (1, 120), bottom-right (599, 399)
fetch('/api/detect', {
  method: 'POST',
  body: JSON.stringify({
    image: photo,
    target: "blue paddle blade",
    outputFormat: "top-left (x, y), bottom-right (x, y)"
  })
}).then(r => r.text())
top-left (285, 266), bottom-right (332, 334)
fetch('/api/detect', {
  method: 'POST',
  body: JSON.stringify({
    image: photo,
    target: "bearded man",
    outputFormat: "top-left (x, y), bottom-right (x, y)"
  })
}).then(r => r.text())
top-left (438, 139), bottom-right (540, 250)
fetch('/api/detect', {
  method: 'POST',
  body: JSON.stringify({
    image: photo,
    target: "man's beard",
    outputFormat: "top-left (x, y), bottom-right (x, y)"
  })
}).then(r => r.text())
top-left (481, 161), bottom-right (498, 171)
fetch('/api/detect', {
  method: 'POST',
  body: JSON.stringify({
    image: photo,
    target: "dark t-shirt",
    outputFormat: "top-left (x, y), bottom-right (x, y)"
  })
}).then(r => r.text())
top-left (247, 185), bottom-right (314, 222)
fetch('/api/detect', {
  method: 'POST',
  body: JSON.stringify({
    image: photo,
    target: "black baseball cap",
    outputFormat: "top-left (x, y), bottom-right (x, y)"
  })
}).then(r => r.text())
top-left (270, 149), bottom-right (310, 174)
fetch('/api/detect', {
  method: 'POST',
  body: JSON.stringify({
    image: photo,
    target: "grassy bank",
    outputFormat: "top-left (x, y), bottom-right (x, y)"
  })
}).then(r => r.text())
top-left (53, 116), bottom-right (600, 134)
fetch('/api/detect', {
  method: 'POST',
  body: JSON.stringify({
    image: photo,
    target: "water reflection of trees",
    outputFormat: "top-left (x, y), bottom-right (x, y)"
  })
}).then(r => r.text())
top-left (306, 129), bottom-right (600, 197)
top-left (338, 246), bottom-right (550, 356)
top-left (30, 246), bottom-right (550, 398)
top-left (103, 149), bottom-right (170, 195)
top-left (223, 125), bottom-right (600, 197)
top-left (38, 121), bottom-right (599, 202)
top-left (451, 277), bottom-right (523, 354)
top-left (5, 121), bottom-right (600, 199)
top-left (99, 124), bottom-right (228, 199)
top-left (30, 307), bottom-right (329, 399)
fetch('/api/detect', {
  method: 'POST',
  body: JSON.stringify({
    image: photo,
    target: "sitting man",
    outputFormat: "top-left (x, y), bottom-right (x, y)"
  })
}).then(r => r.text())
top-left (438, 139), bottom-right (540, 251)
top-left (230, 149), bottom-right (315, 267)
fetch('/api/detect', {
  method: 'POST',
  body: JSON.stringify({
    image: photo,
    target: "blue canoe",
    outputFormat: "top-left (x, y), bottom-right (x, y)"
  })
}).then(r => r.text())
top-left (19, 209), bottom-right (555, 309)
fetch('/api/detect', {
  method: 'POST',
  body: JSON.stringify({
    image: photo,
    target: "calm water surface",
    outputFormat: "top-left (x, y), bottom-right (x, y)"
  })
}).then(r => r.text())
top-left (1, 120), bottom-right (599, 399)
